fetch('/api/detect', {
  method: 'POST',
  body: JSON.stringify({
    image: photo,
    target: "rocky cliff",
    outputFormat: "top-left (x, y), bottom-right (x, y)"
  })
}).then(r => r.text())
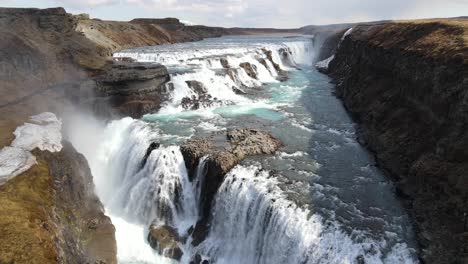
top-left (0, 141), bottom-right (117, 264)
top-left (326, 19), bottom-right (468, 263)
top-left (76, 17), bottom-right (232, 58)
top-left (0, 7), bottom-right (298, 262)
top-left (0, 7), bottom-right (286, 262)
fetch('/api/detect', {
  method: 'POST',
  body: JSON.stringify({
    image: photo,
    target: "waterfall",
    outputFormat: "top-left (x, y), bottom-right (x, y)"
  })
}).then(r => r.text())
top-left (65, 35), bottom-right (418, 264)
top-left (315, 27), bottom-right (353, 71)
top-left (93, 118), bottom-right (198, 233)
top-left (114, 37), bottom-right (315, 114)
top-left (195, 165), bottom-right (416, 264)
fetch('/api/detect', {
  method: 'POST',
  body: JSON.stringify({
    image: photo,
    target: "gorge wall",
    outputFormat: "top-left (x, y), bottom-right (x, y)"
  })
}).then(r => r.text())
top-left (324, 20), bottom-right (468, 263)
top-left (0, 7), bottom-right (245, 263)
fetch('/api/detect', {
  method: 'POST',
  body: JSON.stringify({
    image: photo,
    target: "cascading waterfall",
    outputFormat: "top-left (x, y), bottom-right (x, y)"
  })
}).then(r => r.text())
top-left (96, 118), bottom-right (198, 232)
top-left (115, 37), bottom-right (315, 114)
top-left (194, 165), bottom-right (415, 264)
top-left (67, 35), bottom-right (418, 264)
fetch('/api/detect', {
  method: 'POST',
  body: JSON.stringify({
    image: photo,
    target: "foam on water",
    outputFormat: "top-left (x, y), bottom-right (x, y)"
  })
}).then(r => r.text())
top-left (66, 34), bottom-right (420, 264)
top-left (115, 35), bottom-right (315, 116)
top-left (195, 165), bottom-right (416, 264)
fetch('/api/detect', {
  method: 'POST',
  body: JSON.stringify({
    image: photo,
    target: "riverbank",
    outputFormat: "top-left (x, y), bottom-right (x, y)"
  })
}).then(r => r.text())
top-left (323, 18), bottom-right (468, 263)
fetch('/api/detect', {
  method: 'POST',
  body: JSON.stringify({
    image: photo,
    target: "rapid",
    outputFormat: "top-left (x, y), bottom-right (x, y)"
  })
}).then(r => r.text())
top-left (69, 34), bottom-right (419, 264)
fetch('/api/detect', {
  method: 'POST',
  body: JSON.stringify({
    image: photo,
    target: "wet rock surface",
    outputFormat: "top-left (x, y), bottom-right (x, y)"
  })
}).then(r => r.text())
top-left (239, 62), bottom-right (258, 79)
top-left (43, 141), bottom-right (117, 264)
top-left (181, 80), bottom-right (226, 110)
top-left (327, 21), bottom-right (468, 263)
top-left (261, 48), bottom-right (288, 81)
top-left (180, 128), bottom-right (282, 245)
top-left (147, 224), bottom-right (183, 260)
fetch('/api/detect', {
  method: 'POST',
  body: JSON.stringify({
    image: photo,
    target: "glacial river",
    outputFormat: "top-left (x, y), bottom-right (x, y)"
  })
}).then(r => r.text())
top-left (70, 34), bottom-right (418, 264)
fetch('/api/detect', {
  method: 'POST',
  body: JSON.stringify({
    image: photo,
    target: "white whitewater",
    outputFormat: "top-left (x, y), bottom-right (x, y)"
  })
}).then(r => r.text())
top-left (67, 35), bottom-right (418, 264)
top-left (315, 27), bottom-right (353, 70)
top-left (195, 165), bottom-right (415, 264)
top-left (115, 37), bottom-right (315, 114)
top-left (70, 117), bottom-right (196, 263)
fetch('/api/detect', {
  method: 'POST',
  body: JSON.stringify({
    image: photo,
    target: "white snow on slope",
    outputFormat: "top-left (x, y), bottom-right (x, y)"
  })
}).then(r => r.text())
top-left (0, 112), bottom-right (62, 184)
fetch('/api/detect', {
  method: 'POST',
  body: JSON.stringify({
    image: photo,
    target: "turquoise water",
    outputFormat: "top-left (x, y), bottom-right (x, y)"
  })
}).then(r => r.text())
top-left (105, 35), bottom-right (419, 263)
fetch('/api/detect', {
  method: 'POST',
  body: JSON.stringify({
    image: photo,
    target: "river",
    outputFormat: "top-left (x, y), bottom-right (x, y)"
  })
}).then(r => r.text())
top-left (69, 34), bottom-right (419, 264)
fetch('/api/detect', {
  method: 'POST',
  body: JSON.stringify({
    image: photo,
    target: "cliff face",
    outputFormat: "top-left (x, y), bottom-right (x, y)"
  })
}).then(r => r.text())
top-left (0, 7), bottom-right (246, 262)
top-left (327, 20), bottom-right (468, 263)
top-left (76, 17), bottom-right (231, 58)
top-left (0, 141), bottom-right (116, 264)
top-left (82, 62), bottom-right (171, 118)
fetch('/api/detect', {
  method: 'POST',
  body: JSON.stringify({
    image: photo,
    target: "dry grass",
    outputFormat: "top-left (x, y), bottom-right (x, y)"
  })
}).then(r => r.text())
top-left (361, 18), bottom-right (468, 63)
top-left (0, 119), bottom-right (21, 148)
top-left (0, 158), bottom-right (58, 264)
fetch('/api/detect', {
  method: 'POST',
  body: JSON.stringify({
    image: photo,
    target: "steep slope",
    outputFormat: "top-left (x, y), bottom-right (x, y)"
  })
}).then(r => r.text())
top-left (0, 7), bottom-right (258, 263)
top-left (326, 19), bottom-right (468, 263)
top-left (76, 17), bottom-right (232, 57)
top-left (0, 141), bottom-right (117, 264)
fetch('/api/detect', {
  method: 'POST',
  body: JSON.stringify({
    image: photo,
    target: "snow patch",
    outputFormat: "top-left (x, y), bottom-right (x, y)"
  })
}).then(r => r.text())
top-left (12, 113), bottom-right (62, 152)
top-left (0, 147), bottom-right (36, 183)
top-left (0, 112), bottom-right (62, 184)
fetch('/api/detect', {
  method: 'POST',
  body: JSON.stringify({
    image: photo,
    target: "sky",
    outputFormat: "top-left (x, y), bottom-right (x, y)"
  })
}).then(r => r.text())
top-left (1, 0), bottom-right (467, 28)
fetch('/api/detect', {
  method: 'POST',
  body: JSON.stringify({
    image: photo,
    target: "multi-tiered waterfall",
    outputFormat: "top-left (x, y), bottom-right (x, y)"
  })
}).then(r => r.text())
top-left (69, 34), bottom-right (418, 264)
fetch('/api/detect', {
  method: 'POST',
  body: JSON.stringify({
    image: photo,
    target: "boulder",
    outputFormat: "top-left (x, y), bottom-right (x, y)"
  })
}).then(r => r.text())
top-left (186, 80), bottom-right (207, 95)
top-left (148, 224), bottom-right (183, 260)
top-left (239, 62), bottom-right (258, 79)
top-left (220, 58), bottom-right (230, 69)
top-left (181, 95), bottom-right (223, 110)
top-left (180, 129), bottom-right (282, 245)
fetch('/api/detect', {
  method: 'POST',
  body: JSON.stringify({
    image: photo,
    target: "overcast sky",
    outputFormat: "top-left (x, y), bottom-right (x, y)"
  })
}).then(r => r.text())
top-left (1, 0), bottom-right (467, 28)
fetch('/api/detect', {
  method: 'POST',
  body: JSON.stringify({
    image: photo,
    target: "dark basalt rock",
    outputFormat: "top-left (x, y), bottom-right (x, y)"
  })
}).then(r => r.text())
top-left (262, 48), bottom-right (282, 73)
top-left (141, 142), bottom-right (160, 168)
top-left (220, 58), bottom-right (230, 69)
top-left (185, 80), bottom-right (208, 95)
top-left (327, 22), bottom-right (468, 263)
top-left (180, 128), bottom-right (282, 245)
top-left (181, 95), bottom-right (223, 110)
top-left (85, 61), bottom-right (171, 118)
top-left (147, 224), bottom-right (183, 260)
top-left (261, 48), bottom-right (287, 81)
top-left (232, 86), bottom-right (247, 95)
top-left (239, 62), bottom-right (258, 79)
top-left (190, 253), bottom-right (210, 264)
top-left (42, 141), bottom-right (117, 264)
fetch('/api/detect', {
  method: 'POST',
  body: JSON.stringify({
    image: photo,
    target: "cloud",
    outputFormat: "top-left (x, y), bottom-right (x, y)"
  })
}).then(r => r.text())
top-left (3, 0), bottom-right (468, 27)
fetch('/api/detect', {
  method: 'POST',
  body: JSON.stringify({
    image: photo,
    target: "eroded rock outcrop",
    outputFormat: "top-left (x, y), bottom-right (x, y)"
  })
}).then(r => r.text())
top-left (180, 128), bottom-right (282, 245)
top-left (239, 62), bottom-right (258, 79)
top-left (85, 62), bottom-right (171, 118)
top-left (44, 141), bottom-right (117, 264)
top-left (327, 20), bottom-right (468, 263)
top-left (261, 48), bottom-right (288, 81)
top-left (148, 224), bottom-right (183, 260)
top-left (0, 141), bottom-right (117, 264)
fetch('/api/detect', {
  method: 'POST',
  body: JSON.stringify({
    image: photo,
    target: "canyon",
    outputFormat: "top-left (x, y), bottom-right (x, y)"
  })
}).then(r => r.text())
top-left (0, 6), bottom-right (466, 264)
